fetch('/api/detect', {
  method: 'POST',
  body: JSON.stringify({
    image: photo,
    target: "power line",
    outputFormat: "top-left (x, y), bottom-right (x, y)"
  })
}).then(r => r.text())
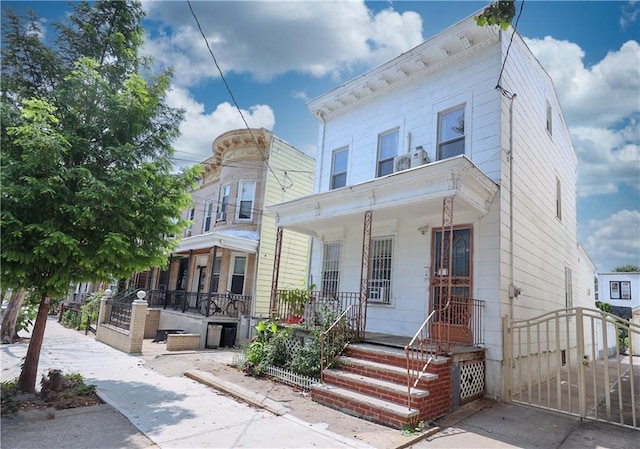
top-left (186, 0), bottom-right (287, 192)
top-left (496, 0), bottom-right (525, 99)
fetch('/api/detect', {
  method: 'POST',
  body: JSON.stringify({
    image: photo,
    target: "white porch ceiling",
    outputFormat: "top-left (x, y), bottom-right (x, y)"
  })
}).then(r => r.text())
top-left (268, 156), bottom-right (499, 236)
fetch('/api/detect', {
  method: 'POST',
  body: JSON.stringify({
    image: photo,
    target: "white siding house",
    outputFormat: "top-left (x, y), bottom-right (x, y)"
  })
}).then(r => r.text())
top-left (598, 272), bottom-right (640, 316)
top-left (269, 14), bottom-right (593, 399)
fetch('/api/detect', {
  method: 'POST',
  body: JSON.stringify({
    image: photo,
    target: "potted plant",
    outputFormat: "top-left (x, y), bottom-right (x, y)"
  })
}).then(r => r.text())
top-left (281, 286), bottom-right (315, 325)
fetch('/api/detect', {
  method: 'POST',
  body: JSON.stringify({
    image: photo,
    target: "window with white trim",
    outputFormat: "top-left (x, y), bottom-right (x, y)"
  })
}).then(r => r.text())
top-left (437, 106), bottom-right (465, 160)
top-left (368, 237), bottom-right (393, 303)
top-left (229, 255), bottom-right (247, 294)
top-left (331, 148), bottom-right (348, 189)
top-left (556, 177), bottom-right (562, 220)
top-left (210, 256), bottom-right (221, 293)
top-left (546, 101), bottom-right (553, 136)
top-left (377, 130), bottom-right (398, 177)
top-left (185, 208), bottom-right (195, 237)
top-left (237, 181), bottom-right (255, 220)
top-left (565, 267), bottom-right (573, 308)
top-left (203, 200), bottom-right (214, 233)
top-left (321, 242), bottom-right (342, 294)
top-left (218, 184), bottom-right (230, 221)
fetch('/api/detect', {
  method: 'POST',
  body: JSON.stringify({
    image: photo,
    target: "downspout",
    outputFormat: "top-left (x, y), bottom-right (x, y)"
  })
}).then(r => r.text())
top-left (508, 94), bottom-right (517, 323)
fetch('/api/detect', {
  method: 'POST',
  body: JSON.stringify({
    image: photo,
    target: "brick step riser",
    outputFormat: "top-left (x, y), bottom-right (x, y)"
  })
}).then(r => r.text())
top-left (345, 348), bottom-right (437, 372)
top-left (311, 388), bottom-right (416, 429)
top-left (322, 372), bottom-right (415, 406)
top-left (337, 363), bottom-right (435, 390)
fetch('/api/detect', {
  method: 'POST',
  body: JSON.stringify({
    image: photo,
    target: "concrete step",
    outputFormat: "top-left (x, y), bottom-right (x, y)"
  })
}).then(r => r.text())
top-left (312, 383), bottom-right (419, 429)
top-left (323, 369), bottom-right (429, 404)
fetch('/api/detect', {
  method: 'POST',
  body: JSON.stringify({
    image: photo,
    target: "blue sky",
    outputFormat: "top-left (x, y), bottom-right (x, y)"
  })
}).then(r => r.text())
top-left (3, 1), bottom-right (640, 272)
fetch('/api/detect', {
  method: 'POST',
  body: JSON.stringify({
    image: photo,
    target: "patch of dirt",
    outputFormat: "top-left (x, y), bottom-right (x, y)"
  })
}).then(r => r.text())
top-left (19, 392), bottom-right (103, 412)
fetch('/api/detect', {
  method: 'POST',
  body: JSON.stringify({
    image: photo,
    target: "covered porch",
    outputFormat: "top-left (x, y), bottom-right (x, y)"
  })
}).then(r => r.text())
top-left (268, 155), bottom-right (499, 350)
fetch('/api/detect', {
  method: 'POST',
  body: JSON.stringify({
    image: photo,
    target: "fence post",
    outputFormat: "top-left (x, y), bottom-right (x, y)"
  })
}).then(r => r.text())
top-left (97, 289), bottom-right (112, 325)
top-left (129, 290), bottom-right (148, 354)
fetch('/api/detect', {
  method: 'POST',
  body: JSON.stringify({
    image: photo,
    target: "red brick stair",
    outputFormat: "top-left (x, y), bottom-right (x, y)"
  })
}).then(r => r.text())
top-left (311, 343), bottom-right (452, 428)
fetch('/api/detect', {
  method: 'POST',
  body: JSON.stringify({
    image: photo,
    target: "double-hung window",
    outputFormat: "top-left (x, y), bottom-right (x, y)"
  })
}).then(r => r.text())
top-left (237, 181), bottom-right (255, 220)
top-left (185, 208), bottom-right (195, 237)
top-left (437, 106), bottom-right (465, 160)
top-left (331, 148), bottom-right (348, 189)
top-left (203, 200), bottom-right (214, 233)
top-left (218, 184), bottom-right (230, 221)
top-left (368, 237), bottom-right (393, 303)
top-left (321, 242), bottom-right (342, 294)
top-left (377, 130), bottom-right (398, 177)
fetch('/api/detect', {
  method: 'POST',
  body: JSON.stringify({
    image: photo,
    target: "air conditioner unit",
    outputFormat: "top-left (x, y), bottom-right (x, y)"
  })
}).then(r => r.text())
top-left (410, 148), bottom-right (430, 167)
top-left (393, 154), bottom-right (412, 172)
top-left (368, 286), bottom-right (388, 302)
top-left (216, 211), bottom-right (227, 222)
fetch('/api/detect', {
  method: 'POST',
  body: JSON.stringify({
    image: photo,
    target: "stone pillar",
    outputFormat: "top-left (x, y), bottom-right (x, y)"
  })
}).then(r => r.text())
top-left (128, 290), bottom-right (148, 354)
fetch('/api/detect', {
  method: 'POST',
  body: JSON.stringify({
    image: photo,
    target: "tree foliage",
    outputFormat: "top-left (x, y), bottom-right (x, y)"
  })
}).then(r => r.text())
top-left (612, 264), bottom-right (640, 273)
top-left (475, 0), bottom-right (516, 31)
top-left (1, 1), bottom-right (200, 392)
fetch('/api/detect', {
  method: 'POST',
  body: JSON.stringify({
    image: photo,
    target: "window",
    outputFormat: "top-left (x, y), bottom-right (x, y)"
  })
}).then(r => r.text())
top-left (218, 184), bottom-right (230, 220)
top-left (437, 106), bottom-right (465, 160)
top-left (368, 237), bottom-right (393, 303)
top-left (210, 256), bottom-right (221, 293)
top-left (556, 177), bottom-right (562, 220)
top-left (610, 281), bottom-right (631, 300)
top-left (331, 148), bottom-right (348, 189)
top-left (237, 181), bottom-right (255, 220)
top-left (546, 102), bottom-right (553, 136)
top-left (229, 255), bottom-right (247, 294)
top-left (203, 201), bottom-right (214, 233)
top-left (185, 208), bottom-right (195, 237)
top-left (565, 267), bottom-right (573, 308)
top-left (321, 242), bottom-right (342, 294)
top-left (377, 130), bottom-right (398, 177)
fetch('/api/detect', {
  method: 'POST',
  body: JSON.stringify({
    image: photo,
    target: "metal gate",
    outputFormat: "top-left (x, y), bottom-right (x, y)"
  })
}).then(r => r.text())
top-left (505, 307), bottom-right (639, 429)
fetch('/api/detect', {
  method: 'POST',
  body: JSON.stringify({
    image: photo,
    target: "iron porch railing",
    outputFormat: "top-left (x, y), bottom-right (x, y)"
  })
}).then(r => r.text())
top-left (147, 289), bottom-right (252, 318)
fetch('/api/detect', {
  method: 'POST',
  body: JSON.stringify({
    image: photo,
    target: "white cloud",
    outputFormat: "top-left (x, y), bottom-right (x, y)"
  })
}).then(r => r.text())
top-left (621, 0), bottom-right (640, 29)
top-left (572, 121), bottom-right (640, 198)
top-left (291, 90), bottom-right (309, 101)
top-left (141, 1), bottom-right (423, 86)
top-left (166, 87), bottom-right (275, 165)
top-left (524, 37), bottom-right (640, 128)
top-left (584, 210), bottom-right (640, 271)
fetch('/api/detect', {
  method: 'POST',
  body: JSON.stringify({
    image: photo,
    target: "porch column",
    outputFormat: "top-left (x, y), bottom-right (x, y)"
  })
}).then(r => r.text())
top-left (209, 246), bottom-right (218, 292)
top-left (269, 226), bottom-right (283, 318)
top-left (358, 211), bottom-right (372, 339)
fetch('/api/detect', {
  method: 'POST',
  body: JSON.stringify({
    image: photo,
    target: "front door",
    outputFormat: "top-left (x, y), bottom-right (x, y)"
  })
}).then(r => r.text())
top-left (430, 226), bottom-right (473, 344)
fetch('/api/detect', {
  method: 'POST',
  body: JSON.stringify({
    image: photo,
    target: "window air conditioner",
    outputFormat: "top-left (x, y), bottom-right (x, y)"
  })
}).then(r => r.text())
top-left (368, 286), bottom-right (388, 302)
top-left (393, 155), bottom-right (412, 172)
top-left (410, 148), bottom-right (430, 167)
top-left (216, 211), bottom-right (227, 222)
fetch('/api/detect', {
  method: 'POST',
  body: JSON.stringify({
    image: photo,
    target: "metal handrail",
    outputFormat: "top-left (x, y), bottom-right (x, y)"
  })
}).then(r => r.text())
top-left (320, 305), bottom-right (356, 382)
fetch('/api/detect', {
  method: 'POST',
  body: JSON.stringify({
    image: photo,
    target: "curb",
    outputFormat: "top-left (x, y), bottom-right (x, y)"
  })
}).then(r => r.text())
top-left (185, 369), bottom-right (289, 416)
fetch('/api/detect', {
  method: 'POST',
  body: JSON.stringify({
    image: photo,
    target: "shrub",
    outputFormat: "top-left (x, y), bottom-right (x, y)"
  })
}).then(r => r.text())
top-left (1, 379), bottom-right (21, 417)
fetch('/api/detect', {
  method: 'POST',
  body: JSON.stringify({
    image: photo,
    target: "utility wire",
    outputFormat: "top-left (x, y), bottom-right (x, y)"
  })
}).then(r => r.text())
top-left (186, 0), bottom-right (287, 192)
top-left (496, 0), bottom-right (525, 99)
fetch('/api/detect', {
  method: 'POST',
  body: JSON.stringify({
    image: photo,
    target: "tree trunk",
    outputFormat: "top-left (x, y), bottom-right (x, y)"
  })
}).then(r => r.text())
top-left (1, 289), bottom-right (27, 342)
top-left (17, 294), bottom-right (50, 393)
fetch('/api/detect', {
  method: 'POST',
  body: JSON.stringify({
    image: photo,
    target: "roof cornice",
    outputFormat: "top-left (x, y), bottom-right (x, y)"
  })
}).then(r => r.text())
top-left (308, 16), bottom-right (499, 119)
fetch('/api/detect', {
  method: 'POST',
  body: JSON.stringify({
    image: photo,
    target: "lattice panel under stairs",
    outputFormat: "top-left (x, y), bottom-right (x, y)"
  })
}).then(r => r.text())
top-left (460, 360), bottom-right (485, 402)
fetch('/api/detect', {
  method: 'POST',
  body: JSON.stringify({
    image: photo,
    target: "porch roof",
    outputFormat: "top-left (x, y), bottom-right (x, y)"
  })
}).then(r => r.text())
top-left (174, 229), bottom-right (259, 254)
top-left (269, 156), bottom-right (499, 236)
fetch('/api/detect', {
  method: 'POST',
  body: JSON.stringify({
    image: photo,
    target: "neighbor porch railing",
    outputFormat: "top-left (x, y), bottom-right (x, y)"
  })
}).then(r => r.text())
top-left (146, 289), bottom-right (251, 318)
top-left (405, 296), bottom-right (484, 410)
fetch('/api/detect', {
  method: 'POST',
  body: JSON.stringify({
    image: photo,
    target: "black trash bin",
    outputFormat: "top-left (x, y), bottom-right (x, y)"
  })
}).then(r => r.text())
top-left (220, 325), bottom-right (237, 348)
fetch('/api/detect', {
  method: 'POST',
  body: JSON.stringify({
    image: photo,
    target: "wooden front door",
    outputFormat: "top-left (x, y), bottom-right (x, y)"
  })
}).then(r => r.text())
top-left (430, 226), bottom-right (473, 344)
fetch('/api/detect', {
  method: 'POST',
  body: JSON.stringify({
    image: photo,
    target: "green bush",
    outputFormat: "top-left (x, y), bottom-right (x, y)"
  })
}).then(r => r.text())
top-left (287, 337), bottom-right (322, 378)
top-left (1, 379), bottom-right (21, 417)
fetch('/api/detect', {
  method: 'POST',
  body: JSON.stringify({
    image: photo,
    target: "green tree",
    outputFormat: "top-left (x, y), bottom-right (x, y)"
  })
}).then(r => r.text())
top-left (475, 0), bottom-right (516, 30)
top-left (1, 1), bottom-right (200, 393)
top-left (612, 265), bottom-right (640, 272)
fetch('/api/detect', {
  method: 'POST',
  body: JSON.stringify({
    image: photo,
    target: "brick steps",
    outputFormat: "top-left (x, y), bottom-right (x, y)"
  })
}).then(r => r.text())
top-left (311, 342), bottom-right (452, 428)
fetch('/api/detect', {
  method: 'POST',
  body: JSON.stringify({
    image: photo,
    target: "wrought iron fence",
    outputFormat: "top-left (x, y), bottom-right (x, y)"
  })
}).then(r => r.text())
top-left (106, 301), bottom-right (132, 330)
top-left (146, 290), bottom-right (251, 318)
